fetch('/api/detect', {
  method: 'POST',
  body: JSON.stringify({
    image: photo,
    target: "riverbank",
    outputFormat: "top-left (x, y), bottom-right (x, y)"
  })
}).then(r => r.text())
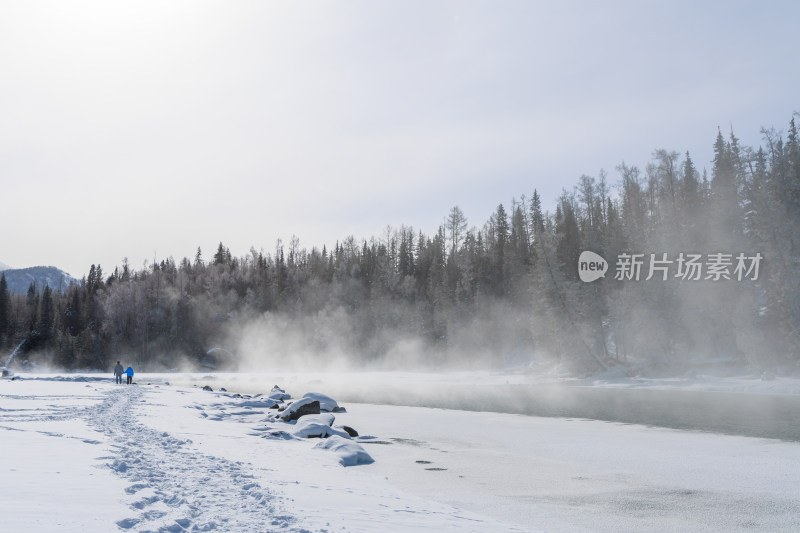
top-left (3, 373), bottom-right (800, 531)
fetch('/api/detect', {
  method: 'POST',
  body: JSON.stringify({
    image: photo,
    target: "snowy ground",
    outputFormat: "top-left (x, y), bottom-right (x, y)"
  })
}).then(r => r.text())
top-left (2, 372), bottom-right (800, 532)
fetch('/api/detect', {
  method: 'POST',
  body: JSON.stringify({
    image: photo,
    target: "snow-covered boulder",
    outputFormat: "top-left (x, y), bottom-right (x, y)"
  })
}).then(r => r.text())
top-left (291, 414), bottom-right (351, 439)
top-left (269, 385), bottom-right (291, 401)
top-left (337, 425), bottom-right (358, 437)
top-left (278, 398), bottom-right (320, 421)
top-left (314, 436), bottom-right (374, 466)
top-left (297, 412), bottom-right (335, 427)
top-left (301, 392), bottom-right (340, 412)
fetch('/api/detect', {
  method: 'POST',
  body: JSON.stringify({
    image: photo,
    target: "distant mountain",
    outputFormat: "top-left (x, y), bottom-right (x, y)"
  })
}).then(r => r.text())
top-left (0, 266), bottom-right (78, 294)
top-left (0, 261), bottom-right (11, 271)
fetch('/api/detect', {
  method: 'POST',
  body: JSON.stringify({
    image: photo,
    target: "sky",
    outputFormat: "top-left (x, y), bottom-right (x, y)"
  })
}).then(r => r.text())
top-left (1, 1), bottom-right (798, 279)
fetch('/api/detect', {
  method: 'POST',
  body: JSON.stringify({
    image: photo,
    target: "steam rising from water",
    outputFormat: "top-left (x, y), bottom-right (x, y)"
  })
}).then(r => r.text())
top-left (225, 302), bottom-right (539, 373)
top-left (166, 370), bottom-right (800, 441)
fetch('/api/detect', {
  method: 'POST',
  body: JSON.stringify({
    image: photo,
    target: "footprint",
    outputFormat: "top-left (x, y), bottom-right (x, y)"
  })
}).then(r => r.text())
top-left (125, 483), bottom-right (149, 494)
top-left (111, 460), bottom-right (130, 473)
top-left (389, 437), bottom-right (425, 447)
top-left (131, 495), bottom-right (159, 509)
top-left (116, 517), bottom-right (140, 529)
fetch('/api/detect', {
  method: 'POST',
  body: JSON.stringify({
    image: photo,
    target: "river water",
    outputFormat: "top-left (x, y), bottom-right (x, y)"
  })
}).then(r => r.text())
top-left (169, 372), bottom-right (800, 442)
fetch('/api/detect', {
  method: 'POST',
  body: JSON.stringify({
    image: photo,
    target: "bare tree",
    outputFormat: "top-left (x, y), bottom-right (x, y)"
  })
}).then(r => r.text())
top-left (446, 206), bottom-right (468, 254)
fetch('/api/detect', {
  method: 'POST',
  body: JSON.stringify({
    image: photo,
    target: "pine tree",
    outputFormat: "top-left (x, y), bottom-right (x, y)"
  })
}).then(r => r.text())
top-left (398, 226), bottom-right (415, 279)
top-left (38, 285), bottom-right (54, 342)
top-left (555, 192), bottom-right (580, 278)
top-left (0, 273), bottom-right (9, 347)
top-left (64, 286), bottom-right (82, 337)
top-left (509, 202), bottom-right (530, 267)
top-left (529, 189), bottom-right (545, 246)
top-left (651, 149), bottom-right (680, 231)
top-left (784, 118), bottom-right (800, 226)
top-left (26, 283), bottom-right (39, 332)
top-left (492, 204), bottom-right (509, 295)
top-left (710, 128), bottom-right (741, 244)
top-left (213, 242), bottom-right (231, 266)
top-left (682, 151), bottom-right (700, 216)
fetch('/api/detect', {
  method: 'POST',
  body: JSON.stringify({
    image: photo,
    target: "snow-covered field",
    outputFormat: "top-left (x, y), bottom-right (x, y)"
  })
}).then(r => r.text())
top-left (2, 372), bottom-right (800, 532)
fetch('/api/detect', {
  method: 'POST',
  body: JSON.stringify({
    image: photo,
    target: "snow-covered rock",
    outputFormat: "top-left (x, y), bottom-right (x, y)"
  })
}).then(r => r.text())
top-left (301, 392), bottom-right (340, 412)
top-left (269, 385), bottom-right (291, 401)
top-left (314, 436), bottom-right (375, 466)
top-left (337, 425), bottom-right (358, 437)
top-left (291, 414), bottom-right (351, 439)
top-left (278, 398), bottom-right (320, 421)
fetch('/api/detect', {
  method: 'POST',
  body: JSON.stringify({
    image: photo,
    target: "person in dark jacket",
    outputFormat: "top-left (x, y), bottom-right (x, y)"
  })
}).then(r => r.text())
top-left (113, 361), bottom-right (124, 384)
top-left (125, 365), bottom-right (134, 385)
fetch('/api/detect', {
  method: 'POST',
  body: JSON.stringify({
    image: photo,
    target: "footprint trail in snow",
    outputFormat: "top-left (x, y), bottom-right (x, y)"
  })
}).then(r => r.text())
top-left (87, 386), bottom-right (301, 533)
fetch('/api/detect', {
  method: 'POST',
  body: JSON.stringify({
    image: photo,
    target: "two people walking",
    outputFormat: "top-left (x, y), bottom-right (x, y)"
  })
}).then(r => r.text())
top-left (113, 361), bottom-right (134, 384)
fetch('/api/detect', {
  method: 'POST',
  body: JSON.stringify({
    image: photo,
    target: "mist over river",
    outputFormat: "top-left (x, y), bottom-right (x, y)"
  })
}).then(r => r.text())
top-left (164, 372), bottom-right (800, 441)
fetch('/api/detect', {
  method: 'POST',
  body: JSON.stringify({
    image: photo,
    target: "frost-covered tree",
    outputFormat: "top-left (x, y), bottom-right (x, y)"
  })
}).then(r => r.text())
top-left (4, 113), bottom-right (799, 372)
top-left (0, 273), bottom-right (9, 347)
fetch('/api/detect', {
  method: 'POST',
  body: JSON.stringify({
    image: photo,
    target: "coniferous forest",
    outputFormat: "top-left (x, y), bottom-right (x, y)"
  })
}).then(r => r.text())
top-left (2, 116), bottom-right (799, 374)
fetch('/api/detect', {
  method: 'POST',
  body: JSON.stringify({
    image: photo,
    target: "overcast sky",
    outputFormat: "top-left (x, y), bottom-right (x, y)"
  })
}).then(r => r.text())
top-left (1, 1), bottom-right (798, 278)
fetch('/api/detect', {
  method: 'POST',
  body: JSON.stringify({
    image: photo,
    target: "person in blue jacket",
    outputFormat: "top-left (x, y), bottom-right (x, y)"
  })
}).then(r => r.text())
top-left (125, 365), bottom-right (134, 385)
